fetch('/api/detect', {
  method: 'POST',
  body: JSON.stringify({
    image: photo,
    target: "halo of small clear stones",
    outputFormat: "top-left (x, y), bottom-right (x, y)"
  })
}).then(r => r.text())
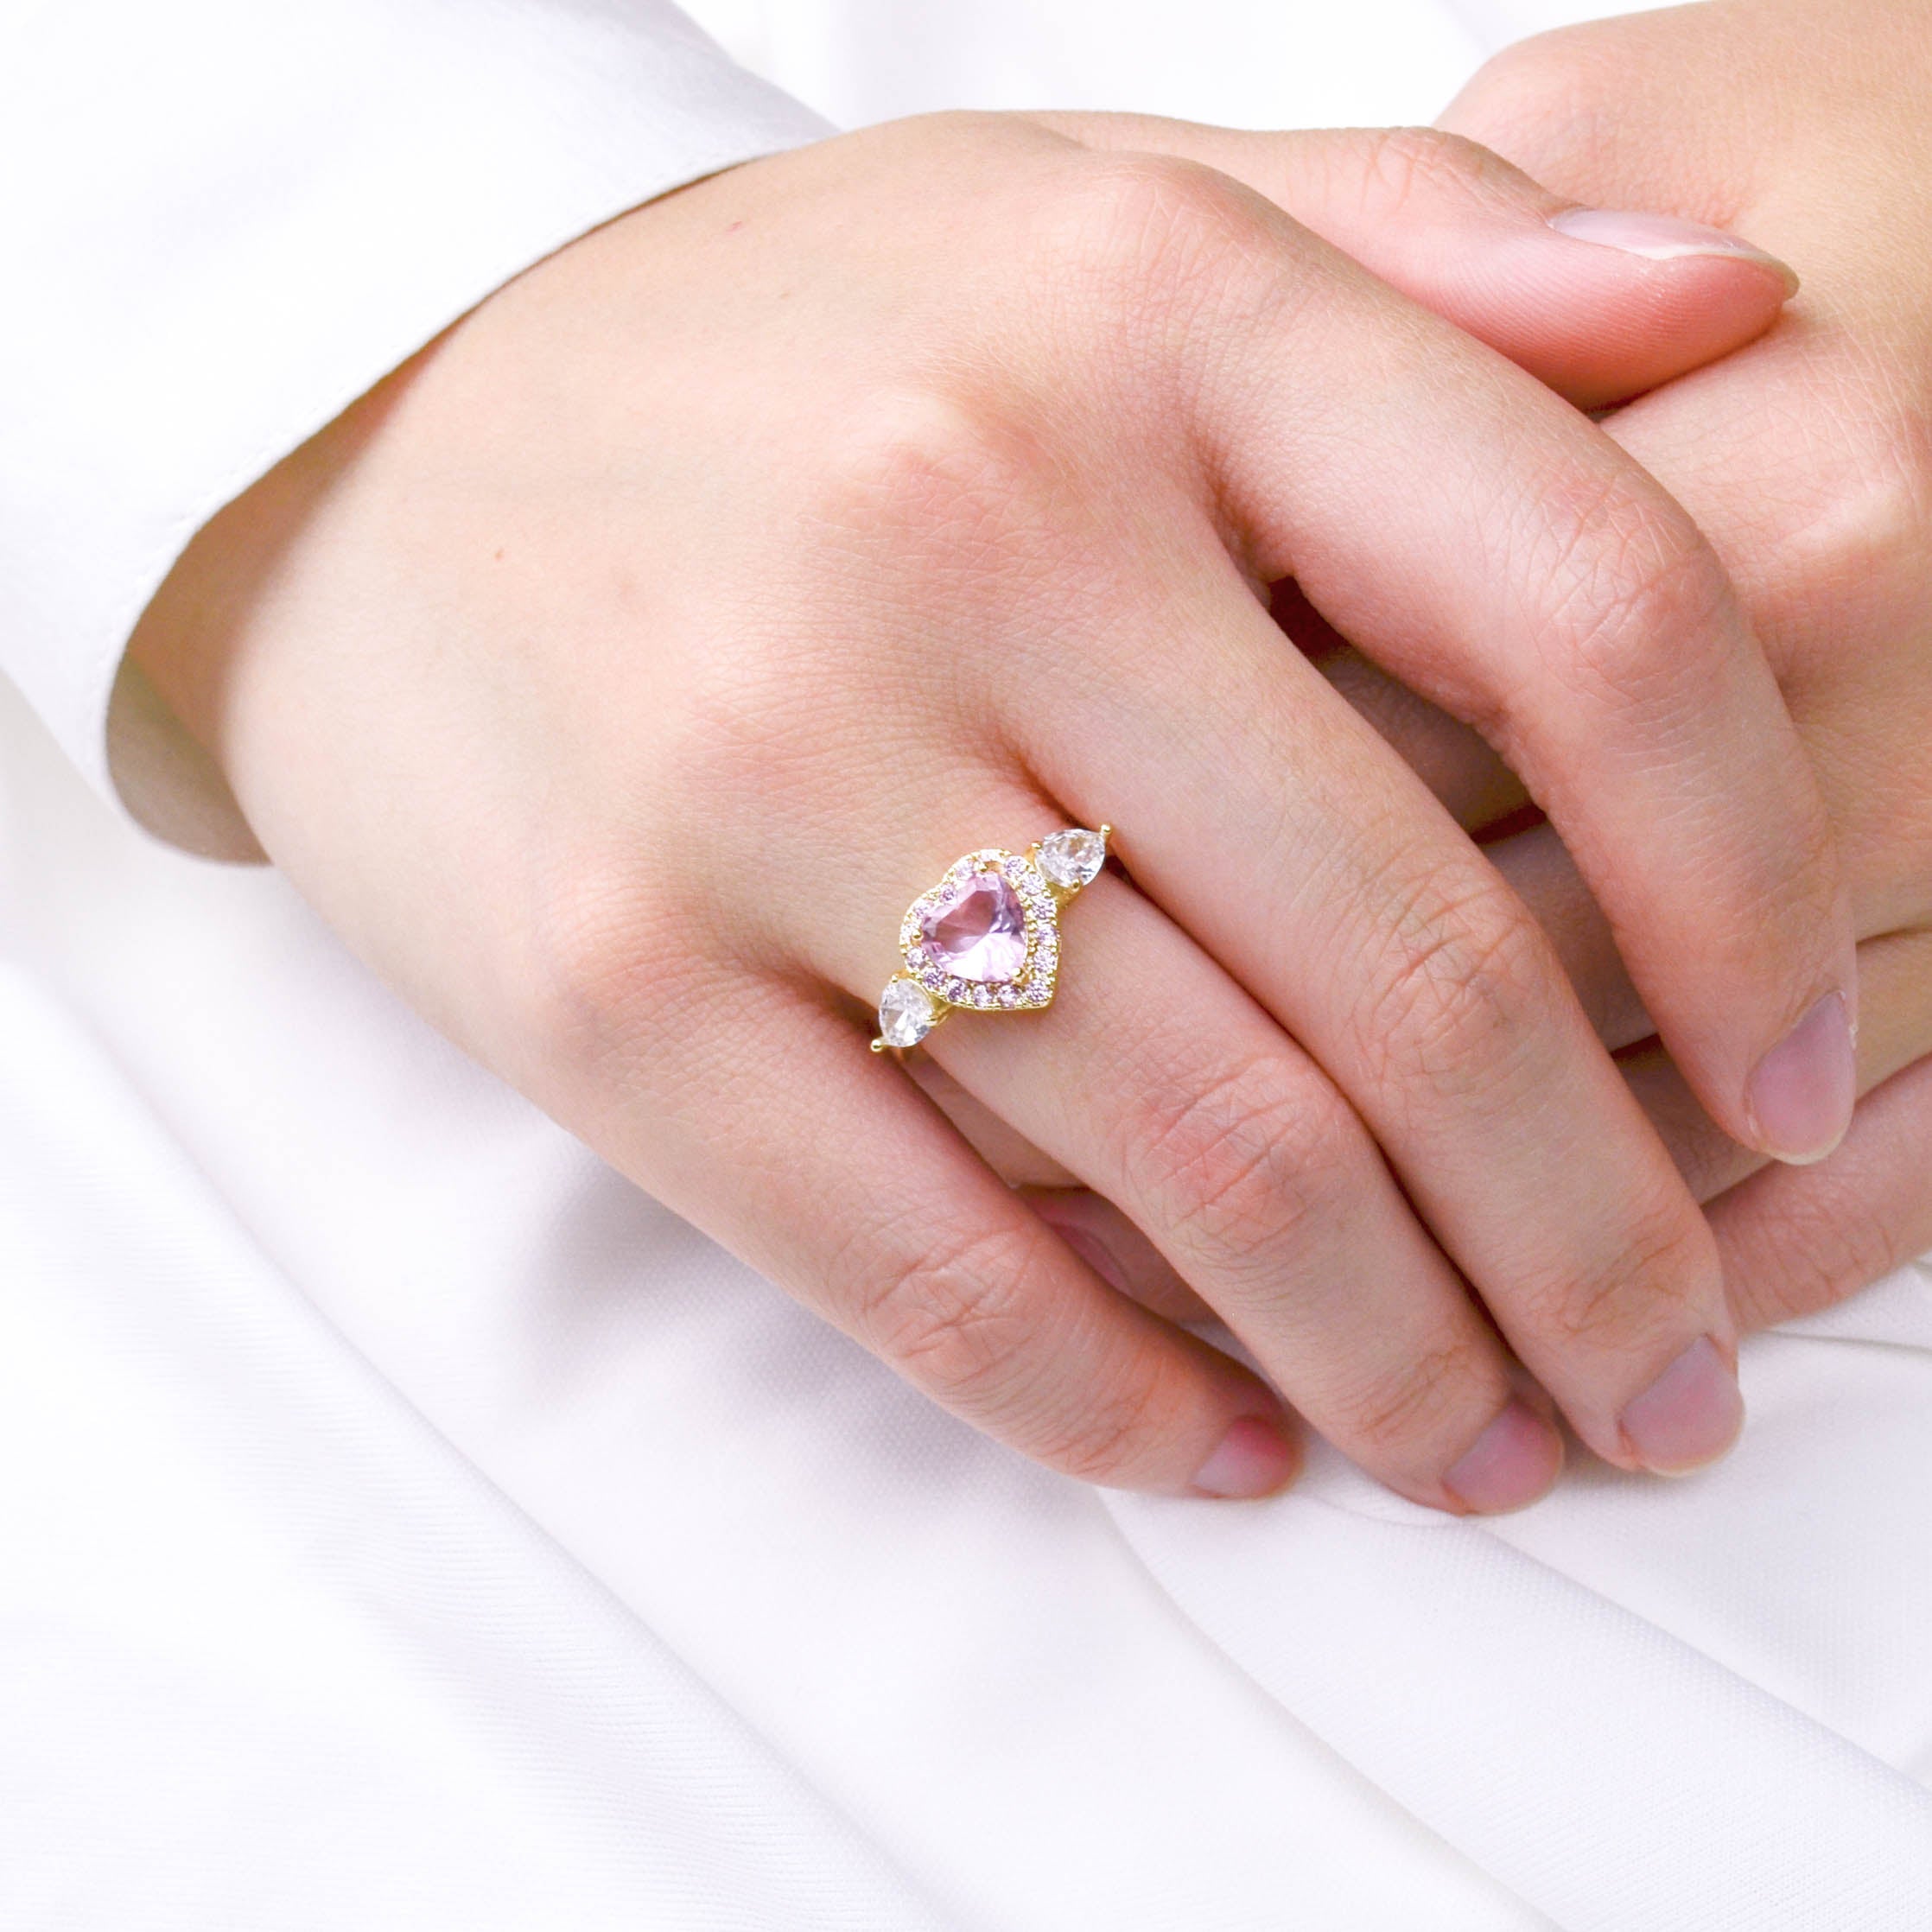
top-left (897, 847), bottom-right (1071, 1013)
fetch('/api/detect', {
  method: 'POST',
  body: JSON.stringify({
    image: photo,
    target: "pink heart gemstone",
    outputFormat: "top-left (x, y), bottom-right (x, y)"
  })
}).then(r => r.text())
top-left (918, 871), bottom-right (1028, 984)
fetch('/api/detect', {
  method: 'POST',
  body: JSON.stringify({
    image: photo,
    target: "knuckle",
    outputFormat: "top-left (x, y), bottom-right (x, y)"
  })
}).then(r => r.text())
top-left (1117, 1051), bottom-right (1355, 1279)
top-left (1035, 149), bottom-right (1281, 315)
top-left (1355, 871), bottom-right (1551, 1097)
top-left (1451, 28), bottom-right (1611, 142)
top-left (1522, 1192), bottom-right (1717, 1351)
top-left (1034, 1369), bottom-right (1185, 1486)
top-left (805, 384), bottom-right (1061, 583)
top-left (521, 850), bottom-right (695, 1072)
top-left (1335, 1338), bottom-right (1490, 1464)
top-left (855, 1214), bottom-right (1049, 1411)
top-left (1788, 403), bottom-right (1932, 609)
top-left (1348, 126), bottom-right (1514, 221)
top-left (1537, 488), bottom-right (1732, 715)
top-left (1746, 1186), bottom-right (1906, 1328)
top-left (851, 1213), bottom-right (1181, 1481)
top-left (1807, 1192), bottom-right (1904, 1306)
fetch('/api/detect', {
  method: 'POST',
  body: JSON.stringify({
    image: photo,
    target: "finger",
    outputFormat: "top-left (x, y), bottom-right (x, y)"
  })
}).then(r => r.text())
top-left (595, 975), bottom-right (1299, 1497)
top-left (1710, 1051), bottom-right (1932, 1336)
top-left (1021, 1186), bottom-right (1211, 1325)
top-left (1437, 10), bottom-right (1770, 221)
top-left (1484, 819), bottom-right (1649, 1047)
top-left (1621, 927), bottom-right (1932, 1205)
top-left (904, 1056), bottom-right (1080, 1187)
top-left (1291, 605), bottom-right (1529, 831)
top-left (1013, 550), bottom-right (1743, 1478)
top-left (1029, 115), bottom-right (1796, 410)
top-left (905, 868), bottom-right (1567, 1514)
top-left (1072, 162), bottom-right (1857, 1167)
top-left (906, 1076), bottom-right (1208, 1320)
top-left (1326, 772), bottom-right (1932, 1211)
top-left (1484, 814), bottom-right (1932, 1076)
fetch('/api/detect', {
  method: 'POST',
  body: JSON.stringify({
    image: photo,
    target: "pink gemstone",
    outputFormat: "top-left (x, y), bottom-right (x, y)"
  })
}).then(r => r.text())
top-left (918, 870), bottom-right (1027, 984)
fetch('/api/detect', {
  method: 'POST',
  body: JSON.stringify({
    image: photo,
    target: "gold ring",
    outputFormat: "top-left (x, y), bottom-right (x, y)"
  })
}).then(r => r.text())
top-left (872, 826), bottom-right (1110, 1052)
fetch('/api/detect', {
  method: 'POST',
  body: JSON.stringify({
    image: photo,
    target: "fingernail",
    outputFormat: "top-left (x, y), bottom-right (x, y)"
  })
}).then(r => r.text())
top-left (1620, 1337), bottom-right (1745, 1475)
top-left (1192, 1414), bottom-right (1298, 1499)
top-left (1442, 1399), bottom-right (1564, 1515)
top-left (1548, 207), bottom-right (1799, 294)
top-left (1747, 991), bottom-right (1857, 1165)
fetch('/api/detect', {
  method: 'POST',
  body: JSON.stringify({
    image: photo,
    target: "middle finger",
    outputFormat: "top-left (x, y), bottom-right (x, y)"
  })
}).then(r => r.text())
top-left (902, 852), bottom-right (1567, 1514)
top-left (1012, 553), bottom-right (1743, 1477)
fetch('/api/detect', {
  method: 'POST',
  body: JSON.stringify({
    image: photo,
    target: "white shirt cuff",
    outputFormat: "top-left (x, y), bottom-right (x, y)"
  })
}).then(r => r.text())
top-left (0, 0), bottom-right (832, 852)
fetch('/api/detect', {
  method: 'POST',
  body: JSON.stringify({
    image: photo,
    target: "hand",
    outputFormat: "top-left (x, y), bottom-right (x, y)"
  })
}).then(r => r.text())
top-left (1428, 0), bottom-right (1932, 1330)
top-left (130, 112), bottom-right (1840, 1510)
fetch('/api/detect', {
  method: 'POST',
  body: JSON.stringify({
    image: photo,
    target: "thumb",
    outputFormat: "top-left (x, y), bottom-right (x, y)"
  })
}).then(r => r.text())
top-left (1026, 117), bottom-right (1796, 410)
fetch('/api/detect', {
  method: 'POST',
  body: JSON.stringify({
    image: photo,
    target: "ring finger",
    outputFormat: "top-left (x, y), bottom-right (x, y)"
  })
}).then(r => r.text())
top-left (827, 808), bottom-right (1567, 1515)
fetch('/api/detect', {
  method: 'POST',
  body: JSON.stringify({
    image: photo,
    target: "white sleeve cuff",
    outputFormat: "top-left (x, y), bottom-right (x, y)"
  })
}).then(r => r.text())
top-left (0, 0), bottom-right (833, 851)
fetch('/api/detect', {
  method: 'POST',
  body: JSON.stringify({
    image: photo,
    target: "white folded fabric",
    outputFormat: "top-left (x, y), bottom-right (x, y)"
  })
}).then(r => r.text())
top-left (3, 3), bottom-right (1928, 1924)
top-left (5, 641), bottom-right (1929, 1929)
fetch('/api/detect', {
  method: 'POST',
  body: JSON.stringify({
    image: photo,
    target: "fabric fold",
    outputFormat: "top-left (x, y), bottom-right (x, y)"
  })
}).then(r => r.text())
top-left (1110, 1472), bottom-right (1932, 1930)
top-left (0, 970), bottom-right (952, 1932)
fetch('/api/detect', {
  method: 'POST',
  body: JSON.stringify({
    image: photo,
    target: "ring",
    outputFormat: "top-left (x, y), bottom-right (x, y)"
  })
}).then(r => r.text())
top-left (872, 826), bottom-right (1110, 1052)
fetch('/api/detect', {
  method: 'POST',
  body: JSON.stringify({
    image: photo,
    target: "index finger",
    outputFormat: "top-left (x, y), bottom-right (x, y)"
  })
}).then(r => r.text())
top-left (1077, 154), bottom-right (1858, 1166)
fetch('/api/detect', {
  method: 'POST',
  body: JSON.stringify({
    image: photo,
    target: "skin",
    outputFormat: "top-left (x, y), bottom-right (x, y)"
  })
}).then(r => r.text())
top-left (130, 111), bottom-right (1840, 1513)
top-left (985, 0), bottom-right (1932, 1385)
top-left (1434, 0), bottom-right (1932, 1331)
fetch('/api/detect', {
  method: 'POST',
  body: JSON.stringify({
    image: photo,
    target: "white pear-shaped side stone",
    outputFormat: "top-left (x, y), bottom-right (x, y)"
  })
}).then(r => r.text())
top-left (1037, 827), bottom-right (1107, 890)
top-left (878, 978), bottom-right (939, 1047)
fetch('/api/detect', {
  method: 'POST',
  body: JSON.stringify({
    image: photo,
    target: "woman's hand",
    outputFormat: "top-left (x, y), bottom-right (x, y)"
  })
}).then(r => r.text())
top-left (1427, 0), bottom-right (1932, 1331)
top-left (131, 112), bottom-right (1836, 1509)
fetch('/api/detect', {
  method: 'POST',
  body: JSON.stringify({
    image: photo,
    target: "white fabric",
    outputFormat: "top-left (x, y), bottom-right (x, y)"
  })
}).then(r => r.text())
top-left (3, 3), bottom-right (1929, 1928)
top-left (0, 0), bottom-right (829, 820)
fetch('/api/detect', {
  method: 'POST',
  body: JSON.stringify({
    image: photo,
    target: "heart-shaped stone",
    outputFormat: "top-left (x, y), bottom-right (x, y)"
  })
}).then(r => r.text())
top-left (899, 850), bottom-right (1059, 1011)
top-left (918, 870), bottom-right (1026, 982)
